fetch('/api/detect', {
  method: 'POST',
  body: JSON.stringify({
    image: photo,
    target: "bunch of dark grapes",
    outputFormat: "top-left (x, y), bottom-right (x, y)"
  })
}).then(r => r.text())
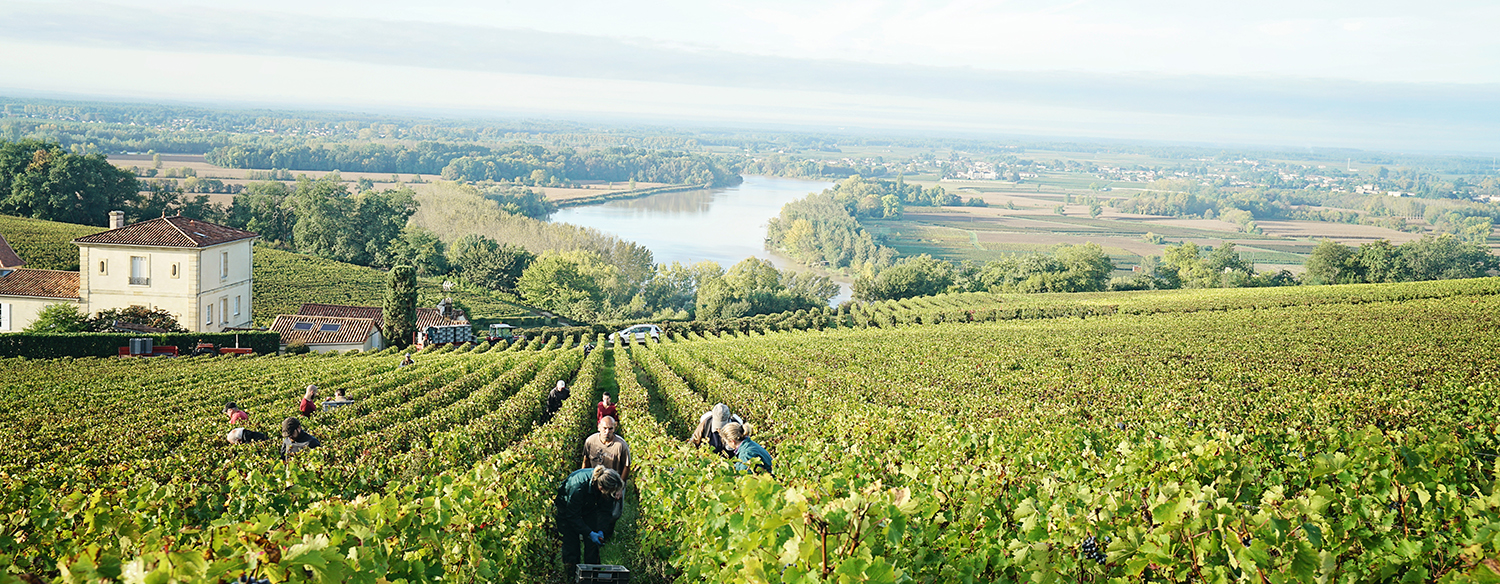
top-left (1080, 535), bottom-right (1108, 565)
top-left (236, 576), bottom-right (270, 584)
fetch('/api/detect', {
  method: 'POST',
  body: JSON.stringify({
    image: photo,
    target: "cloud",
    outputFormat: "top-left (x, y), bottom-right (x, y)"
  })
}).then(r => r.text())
top-left (1, 0), bottom-right (1497, 152)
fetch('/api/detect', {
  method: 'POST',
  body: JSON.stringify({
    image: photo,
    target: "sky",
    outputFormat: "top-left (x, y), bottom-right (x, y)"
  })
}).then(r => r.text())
top-left (2, 0), bottom-right (1497, 153)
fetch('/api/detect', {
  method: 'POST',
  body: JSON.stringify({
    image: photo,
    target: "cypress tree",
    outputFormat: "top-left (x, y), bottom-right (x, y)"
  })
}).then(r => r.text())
top-left (383, 266), bottom-right (417, 347)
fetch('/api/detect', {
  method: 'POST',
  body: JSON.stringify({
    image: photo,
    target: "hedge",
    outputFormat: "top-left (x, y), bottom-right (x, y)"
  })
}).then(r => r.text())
top-left (0, 331), bottom-right (282, 359)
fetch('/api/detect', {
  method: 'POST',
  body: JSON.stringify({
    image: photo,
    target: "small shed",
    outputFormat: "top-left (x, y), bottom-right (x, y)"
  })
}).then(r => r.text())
top-left (270, 314), bottom-right (382, 354)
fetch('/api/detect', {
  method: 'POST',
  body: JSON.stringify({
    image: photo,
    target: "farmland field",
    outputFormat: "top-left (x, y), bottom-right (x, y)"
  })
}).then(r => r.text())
top-left (872, 179), bottom-right (1432, 273)
top-left (4, 278), bottom-right (1500, 582)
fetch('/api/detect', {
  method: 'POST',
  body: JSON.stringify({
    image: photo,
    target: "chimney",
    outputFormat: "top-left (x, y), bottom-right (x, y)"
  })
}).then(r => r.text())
top-left (109, 211), bottom-right (125, 230)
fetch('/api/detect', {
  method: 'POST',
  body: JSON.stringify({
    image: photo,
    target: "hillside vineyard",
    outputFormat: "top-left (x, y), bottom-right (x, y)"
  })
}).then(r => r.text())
top-left (3, 280), bottom-right (1500, 581)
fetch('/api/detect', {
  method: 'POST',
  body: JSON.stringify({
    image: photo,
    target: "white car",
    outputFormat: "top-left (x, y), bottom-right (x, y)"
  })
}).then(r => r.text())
top-left (609, 324), bottom-right (662, 343)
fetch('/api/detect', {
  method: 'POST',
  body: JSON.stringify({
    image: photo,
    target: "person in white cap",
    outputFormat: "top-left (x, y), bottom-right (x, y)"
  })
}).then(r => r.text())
top-left (542, 379), bottom-right (570, 423)
top-left (690, 403), bottom-right (744, 458)
top-left (226, 427), bottom-right (269, 444)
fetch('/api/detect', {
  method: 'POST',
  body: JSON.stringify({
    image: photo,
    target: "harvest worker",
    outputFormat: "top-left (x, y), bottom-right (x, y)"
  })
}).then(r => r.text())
top-left (690, 403), bottom-right (743, 458)
top-left (542, 380), bottom-right (569, 423)
top-left (297, 385), bottom-right (318, 417)
top-left (323, 388), bottom-right (354, 410)
top-left (225, 427), bottom-right (269, 444)
top-left (582, 415), bottom-right (630, 540)
top-left (596, 393), bottom-right (618, 423)
top-left (555, 466), bottom-right (625, 568)
top-left (224, 402), bottom-right (249, 423)
top-left (280, 416), bottom-right (321, 458)
top-left (399, 353), bottom-right (415, 368)
top-left (719, 422), bottom-right (772, 475)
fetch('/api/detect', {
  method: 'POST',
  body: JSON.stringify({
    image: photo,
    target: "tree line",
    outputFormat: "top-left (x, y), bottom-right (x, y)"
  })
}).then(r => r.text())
top-left (0, 139), bottom-right (140, 226)
top-left (206, 141), bottom-right (493, 175)
top-left (766, 176), bottom-right (984, 276)
top-left (1111, 182), bottom-right (1496, 242)
top-left (440, 145), bottom-right (740, 187)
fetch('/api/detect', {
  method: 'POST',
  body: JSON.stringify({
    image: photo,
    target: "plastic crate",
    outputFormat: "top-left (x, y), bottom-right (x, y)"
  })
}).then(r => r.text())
top-left (575, 564), bottom-right (630, 583)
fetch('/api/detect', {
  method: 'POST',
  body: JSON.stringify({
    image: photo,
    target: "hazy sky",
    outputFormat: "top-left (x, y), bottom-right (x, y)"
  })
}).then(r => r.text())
top-left (3, 0), bottom-right (1497, 152)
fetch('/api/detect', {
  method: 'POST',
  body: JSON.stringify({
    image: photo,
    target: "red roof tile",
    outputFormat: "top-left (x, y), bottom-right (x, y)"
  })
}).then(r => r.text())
top-left (299, 303), bottom-right (384, 329)
top-left (416, 307), bottom-right (467, 328)
top-left (0, 234), bottom-right (24, 268)
top-left (297, 304), bottom-right (467, 331)
top-left (73, 216), bottom-right (257, 248)
top-left (0, 268), bottom-right (80, 299)
top-left (270, 314), bottom-right (377, 346)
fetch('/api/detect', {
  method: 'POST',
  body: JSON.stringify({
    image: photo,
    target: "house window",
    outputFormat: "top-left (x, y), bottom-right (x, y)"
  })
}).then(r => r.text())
top-left (205, 304), bottom-right (213, 325)
top-left (221, 298), bottom-right (229, 325)
top-left (221, 251), bottom-right (229, 279)
top-left (98, 259), bottom-right (107, 275)
top-left (319, 323), bottom-right (341, 332)
top-left (170, 263), bottom-right (180, 278)
top-left (130, 256), bottom-right (149, 286)
top-left (0, 303), bottom-right (10, 331)
top-left (292, 322), bottom-right (314, 331)
top-left (234, 296), bottom-right (241, 316)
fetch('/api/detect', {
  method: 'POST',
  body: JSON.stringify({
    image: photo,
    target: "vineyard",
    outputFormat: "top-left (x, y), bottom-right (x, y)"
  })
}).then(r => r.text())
top-left (3, 279), bottom-right (1500, 582)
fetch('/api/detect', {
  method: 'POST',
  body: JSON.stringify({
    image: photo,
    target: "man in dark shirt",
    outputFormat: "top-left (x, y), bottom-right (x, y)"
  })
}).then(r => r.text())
top-left (555, 466), bottom-right (624, 567)
top-left (280, 416), bottom-right (321, 458)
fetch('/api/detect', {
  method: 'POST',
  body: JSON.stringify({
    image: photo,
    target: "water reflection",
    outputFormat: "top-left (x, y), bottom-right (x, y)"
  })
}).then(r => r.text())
top-left (549, 175), bottom-right (852, 304)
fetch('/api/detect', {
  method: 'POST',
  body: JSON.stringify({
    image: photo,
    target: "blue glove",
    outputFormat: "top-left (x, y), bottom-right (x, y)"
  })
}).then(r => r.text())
top-left (588, 531), bottom-right (605, 544)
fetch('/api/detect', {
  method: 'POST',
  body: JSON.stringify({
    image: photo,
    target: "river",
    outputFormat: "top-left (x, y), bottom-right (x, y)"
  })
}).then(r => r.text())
top-left (548, 175), bottom-right (853, 304)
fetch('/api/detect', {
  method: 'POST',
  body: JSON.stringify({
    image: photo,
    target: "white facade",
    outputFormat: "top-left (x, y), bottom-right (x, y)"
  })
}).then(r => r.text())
top-left (0, 296), bottom-right (70, 332)
top-left (76, 239), bottom-right (254, 333)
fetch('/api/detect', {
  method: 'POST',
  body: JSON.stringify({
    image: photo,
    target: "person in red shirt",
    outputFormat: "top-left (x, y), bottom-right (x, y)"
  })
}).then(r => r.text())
top-left (225, 402), bottom-right (249, 423)
top-left (596, 393), bottom-right (618, 423)
top-left (298, 385), bottom-right (318, 417)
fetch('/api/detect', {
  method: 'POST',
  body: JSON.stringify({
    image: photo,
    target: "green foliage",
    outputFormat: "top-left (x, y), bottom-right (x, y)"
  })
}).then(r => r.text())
top-left (0, 330), bottom-right (279, 358)
top-left (441, 145), bottom-right (740, 187)
top-left (516, 250), bottom-right (620, 321)
top-left (87, 305), bottom-right (186, 332)
top-left (853, 254), bottom-right (954, 301)
top-left (956, 242), bottom-right (1117, 293)
top-left (695, 258), bottom-right (835, 319)
top-left (409, 181), bottom-right (656, 294)
top-left (0, 139), bottom-right (140, 226)
top-left (3, 281), bottom-right (1500, 581)
top-left (479, 185), bottom-right (557, 219)
top-left (208, 140), bottom-right (493, 175)
top-left (288, 176), bottom-right (417, 268)
top-left (387, 226), bottom-right (449, 277)
top-left (766, 191), bottom-right (896, 273)
top-left (24, 303), bottom-right (89, 333)
top-left (0, 213), bottom-right (104, 270)
top-left (228, 181), bottom-right (294, 244)
top-left (383, 266), bottom-right (417, 348)
top-left (448, 234), bottom-right (533, 292)
top-left (1303, 235), bottom-right (1499, 285)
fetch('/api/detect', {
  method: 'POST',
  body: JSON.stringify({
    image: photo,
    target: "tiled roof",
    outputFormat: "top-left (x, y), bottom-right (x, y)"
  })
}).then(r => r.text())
top-left (0, 268), bottom-right (80, 299)
top-left (73, 216), bottom-right (257, 248)
top-left (416, 307), bottom-right (467, 328)
top-left (270, 314), bottom-right (377, 346)
top-left (297, 303), bottom-right (467, 331)
top-left (0, 234), bottom-right (24, 268)
top-left (299, 303), bottom-right (384, 329)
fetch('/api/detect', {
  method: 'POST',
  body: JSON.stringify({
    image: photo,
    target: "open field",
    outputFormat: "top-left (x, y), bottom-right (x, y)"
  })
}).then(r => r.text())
top-left (878, 177), bottom-right (1438, 272)
top-left (3, 279), bottom-right (1500, 580)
